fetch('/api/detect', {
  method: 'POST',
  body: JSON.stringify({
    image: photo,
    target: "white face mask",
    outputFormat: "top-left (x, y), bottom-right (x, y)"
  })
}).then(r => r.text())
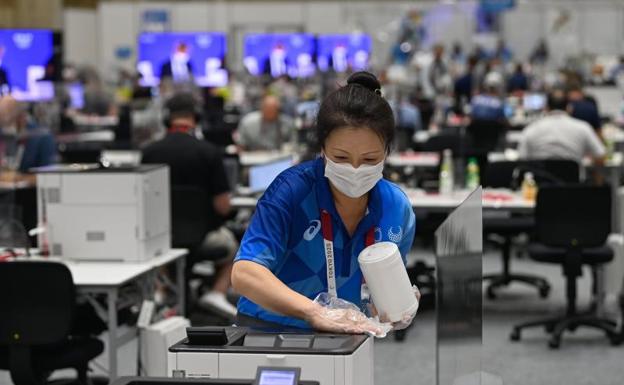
top-left (324, 155), bottom-right (384, 198)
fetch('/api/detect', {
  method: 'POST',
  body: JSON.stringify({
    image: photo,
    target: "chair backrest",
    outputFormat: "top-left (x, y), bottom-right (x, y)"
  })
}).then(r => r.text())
top-left (482, 160), bottom-right (518, 188)
top-left (422, 132), bottom-right (461, 154)
top-left (465, 119), bottom-right (505, 153)
top-left (516, 159), bottom-right (580, 186)
top-left (0, 261), bottom-right (74, 346)
top-left (535, 185), bottom-right (611, 248)
top-left (170, 185), bottom-right (212, 249)
top-left (483, 159), bottom-right (580, 189)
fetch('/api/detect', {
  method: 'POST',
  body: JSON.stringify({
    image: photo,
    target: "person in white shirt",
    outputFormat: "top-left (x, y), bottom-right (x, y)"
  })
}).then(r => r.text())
top-left (518, 90), bottom-right (606, 164)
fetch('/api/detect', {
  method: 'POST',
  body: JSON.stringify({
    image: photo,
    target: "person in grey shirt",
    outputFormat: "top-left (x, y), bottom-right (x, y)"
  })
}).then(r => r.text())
top-left (518, 91), bottom-right (606, 164)
top-left (236, 95), bottom-right (294, 151)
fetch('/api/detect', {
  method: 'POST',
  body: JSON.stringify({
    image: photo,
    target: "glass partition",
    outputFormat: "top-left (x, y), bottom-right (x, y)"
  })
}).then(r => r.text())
top-left (435, 187), bottom-right (495, 385)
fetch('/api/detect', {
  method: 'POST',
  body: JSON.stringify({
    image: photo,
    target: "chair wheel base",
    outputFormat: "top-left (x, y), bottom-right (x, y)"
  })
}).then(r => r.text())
top-left (394, 329), bottom-right (407, 342)
top-left (548, 338), bottom-right (561, 349)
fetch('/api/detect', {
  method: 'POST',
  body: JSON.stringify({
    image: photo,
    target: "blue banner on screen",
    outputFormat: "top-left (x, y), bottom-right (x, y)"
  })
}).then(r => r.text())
top-left (317, 34), bottom-right (372, 72)
top-left (137, 32), bottom-right (228, 87)
top-left (244, 33), bottom-right (315, 78)
top-left (480, 0), bottom-right (515, 13)
top-left (0, 29), bottom-right (54, 101)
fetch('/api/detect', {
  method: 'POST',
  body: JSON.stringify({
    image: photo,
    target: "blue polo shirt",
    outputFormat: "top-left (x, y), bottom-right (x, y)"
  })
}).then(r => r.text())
top-left (234, 157), bottom-right (416, 328)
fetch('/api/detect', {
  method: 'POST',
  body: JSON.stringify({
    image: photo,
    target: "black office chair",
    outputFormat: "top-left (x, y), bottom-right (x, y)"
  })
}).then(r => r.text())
top-left (0, 261), bottom-right (104, 385)
top-left (482, 159), bottom-right (580, 299)
top-left (510, 186), bottom-right (621, 348)
top-left (465, 119), bottom-right (506, 154)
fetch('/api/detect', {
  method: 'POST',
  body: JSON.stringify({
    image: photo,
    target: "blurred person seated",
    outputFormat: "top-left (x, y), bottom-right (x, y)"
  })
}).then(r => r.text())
top-left (518, 90), bottom-right (606, 164)
top-left (420, 44), bottom-right (451, 99)
top-left (142, 92), bottom-right (238, 317)
top-left (0, 96), bottom-right (57, 184)
top-left (507, 63), bottom-right (530, 94)
top-left (82, 73), bottom-right (117, 117)
top-left (567, 85), bottom-right (601, 131)
top-left (454, 55), bottom-right (479, 111)
top-left (235, 94), bottom-right (294, 152)
top-left (492, 39), bottom-right (513, 64)
top-left (469, 72), bottom-right (507, 124)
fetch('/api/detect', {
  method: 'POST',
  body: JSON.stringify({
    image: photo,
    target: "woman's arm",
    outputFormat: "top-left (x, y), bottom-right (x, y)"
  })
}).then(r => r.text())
top-left (231, 260), bottom-right (315, 320)
top-left (231, 260), bottom-right (383, 335)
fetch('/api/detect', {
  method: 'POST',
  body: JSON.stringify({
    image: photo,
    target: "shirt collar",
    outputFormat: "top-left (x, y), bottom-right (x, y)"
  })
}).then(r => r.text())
top-left (313, 156), bottom-right (383, 231)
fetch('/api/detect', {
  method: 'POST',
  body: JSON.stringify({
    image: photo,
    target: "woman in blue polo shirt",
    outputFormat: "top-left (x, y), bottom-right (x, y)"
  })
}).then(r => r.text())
top-left (231, 72), bottom-right (417, 333)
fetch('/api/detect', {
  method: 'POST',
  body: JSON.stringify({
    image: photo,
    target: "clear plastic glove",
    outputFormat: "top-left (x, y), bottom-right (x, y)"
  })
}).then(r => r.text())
top-left (378, 285), bottom-right (421, 331)
top-left (305, 293), bottom-right (392, 338)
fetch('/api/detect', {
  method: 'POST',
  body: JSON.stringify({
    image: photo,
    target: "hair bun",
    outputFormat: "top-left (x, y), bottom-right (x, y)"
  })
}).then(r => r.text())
top-left (347, 71), bottom-right (382, 96)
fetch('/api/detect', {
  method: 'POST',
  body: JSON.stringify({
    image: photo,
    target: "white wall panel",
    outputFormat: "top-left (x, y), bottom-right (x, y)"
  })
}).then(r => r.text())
top-left (64, 8), bottom-right (98, 68)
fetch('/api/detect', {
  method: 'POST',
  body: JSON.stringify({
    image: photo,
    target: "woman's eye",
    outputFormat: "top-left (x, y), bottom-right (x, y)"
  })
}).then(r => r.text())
top-left (335, 156), bottom-right (348, 161)
top-left (364, 159), bottom-right (377, 163)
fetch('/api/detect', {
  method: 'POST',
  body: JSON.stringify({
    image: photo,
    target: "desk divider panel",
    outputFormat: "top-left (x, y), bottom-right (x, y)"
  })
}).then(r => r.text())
top-left (434, 187), bottom-right (501, 385)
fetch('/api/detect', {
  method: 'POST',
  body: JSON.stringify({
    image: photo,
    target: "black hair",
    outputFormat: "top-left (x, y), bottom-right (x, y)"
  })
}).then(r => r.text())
top-left (547, 91), bottom-right (568, 111)
top-left (316, 71), bottom-right (395, 153)
top-left (163, 92), bottom-right (201, 127)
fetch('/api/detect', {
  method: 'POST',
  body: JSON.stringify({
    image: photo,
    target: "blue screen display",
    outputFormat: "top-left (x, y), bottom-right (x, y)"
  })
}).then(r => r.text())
top-left (258, 370), bottom-right (296, 385)
top-left (0, 29), bottom-right (54, 101)
top-left (316, 34), bottom-right (372, 72)
top-left (243, 33), bottom-right (315, 78)
top-left (137, 32), bottom-right (228, 87)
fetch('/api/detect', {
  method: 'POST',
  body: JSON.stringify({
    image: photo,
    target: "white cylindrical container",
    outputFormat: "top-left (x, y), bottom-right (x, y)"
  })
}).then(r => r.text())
top-left (358, 242), bottom-right (418, 323)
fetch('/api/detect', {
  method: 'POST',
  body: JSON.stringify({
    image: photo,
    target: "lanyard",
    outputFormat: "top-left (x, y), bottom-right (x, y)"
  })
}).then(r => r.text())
top-left (320, 209), bottom-right (375, 298)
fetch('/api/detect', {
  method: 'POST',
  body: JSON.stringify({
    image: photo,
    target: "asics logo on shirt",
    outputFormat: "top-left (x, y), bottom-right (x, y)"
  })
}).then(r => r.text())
top-left (388, 226), bottom-right (403, 243)
top-left (303, 220), bottom-right (321, 241)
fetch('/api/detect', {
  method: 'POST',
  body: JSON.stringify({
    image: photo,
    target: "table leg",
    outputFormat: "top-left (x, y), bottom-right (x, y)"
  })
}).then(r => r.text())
top-left (107, 288), bottom-right (118, 382)
top-left (177, 256), bottom-right (186, 316)
top-left (611, 167), bottom-right (620, 232)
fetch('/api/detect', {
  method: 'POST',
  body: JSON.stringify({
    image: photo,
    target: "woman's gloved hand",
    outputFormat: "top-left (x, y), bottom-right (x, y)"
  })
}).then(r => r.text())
top-left (305, 302), bottom-right (384, 335)
top-left (379, 285), bottom-right (421, 331)
top-left (304, 293), bottom-right (391, 336)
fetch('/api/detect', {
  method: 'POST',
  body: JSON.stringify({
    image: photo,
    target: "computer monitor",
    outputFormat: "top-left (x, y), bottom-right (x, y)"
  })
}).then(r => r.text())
top-left (243, 33), bottom-right (315, 78)
top-left (137, 32), bottom-right (228, 87)
top-left (0, 29), bottom-right (55, 101)
top-left (523, 93), bottom-right (546, 112)
top-left (67, 82), bottom-right (84, 109)
top-left (316, 33), bottom-right (372, 73)
top-left (248, 157), bottom-right (293, 193)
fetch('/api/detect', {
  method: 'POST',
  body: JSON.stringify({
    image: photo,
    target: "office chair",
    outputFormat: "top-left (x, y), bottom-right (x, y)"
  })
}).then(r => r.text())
top-left (482, 160), bottom-right (580, 299)
top-left (0, 261), bottom-right (104, 385)
top-left (465, 119), bottom-right (506, 154)
top-left (510, 186), bottom-right (621, 348)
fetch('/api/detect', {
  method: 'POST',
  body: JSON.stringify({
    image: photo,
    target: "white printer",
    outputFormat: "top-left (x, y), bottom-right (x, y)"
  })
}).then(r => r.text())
top-left (167, 327), bottom-right (374, 385)
top-left (36, 165), bottom-right (170, 262)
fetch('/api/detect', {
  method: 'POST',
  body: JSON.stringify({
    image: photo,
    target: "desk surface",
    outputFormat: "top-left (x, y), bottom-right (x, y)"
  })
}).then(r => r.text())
top-left (0, 180), bottom-right (34, 190)
top-left (386, 152), bottom-right (440, 168)
top-left (232, 188), bottom-right (532, 211)
top-left (239, 151), bottom-right (297, 167)
top-left (406, 188), bottom-right (533, 211)
top-left (488, 150), bottom-right (624, 168)
top-left (4, 248), bottom-right (187, 287)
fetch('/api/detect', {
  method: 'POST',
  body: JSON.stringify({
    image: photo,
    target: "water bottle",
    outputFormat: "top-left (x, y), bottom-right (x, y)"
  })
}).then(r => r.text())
top-left (521, 172), bottom-right (537, 202)
top-left (439, 149), bottom-right (454, 195)
top-left (465, 157), bottom-right (480, 190)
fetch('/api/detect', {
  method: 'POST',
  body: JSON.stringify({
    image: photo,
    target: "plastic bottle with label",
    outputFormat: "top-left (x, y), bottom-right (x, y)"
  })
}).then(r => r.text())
top-left (439, 149), bottom-right (454, 195)
top-left (465, 157), bottom-right (480, 190)
top-left (521, 172), bottom-right (538, 202)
